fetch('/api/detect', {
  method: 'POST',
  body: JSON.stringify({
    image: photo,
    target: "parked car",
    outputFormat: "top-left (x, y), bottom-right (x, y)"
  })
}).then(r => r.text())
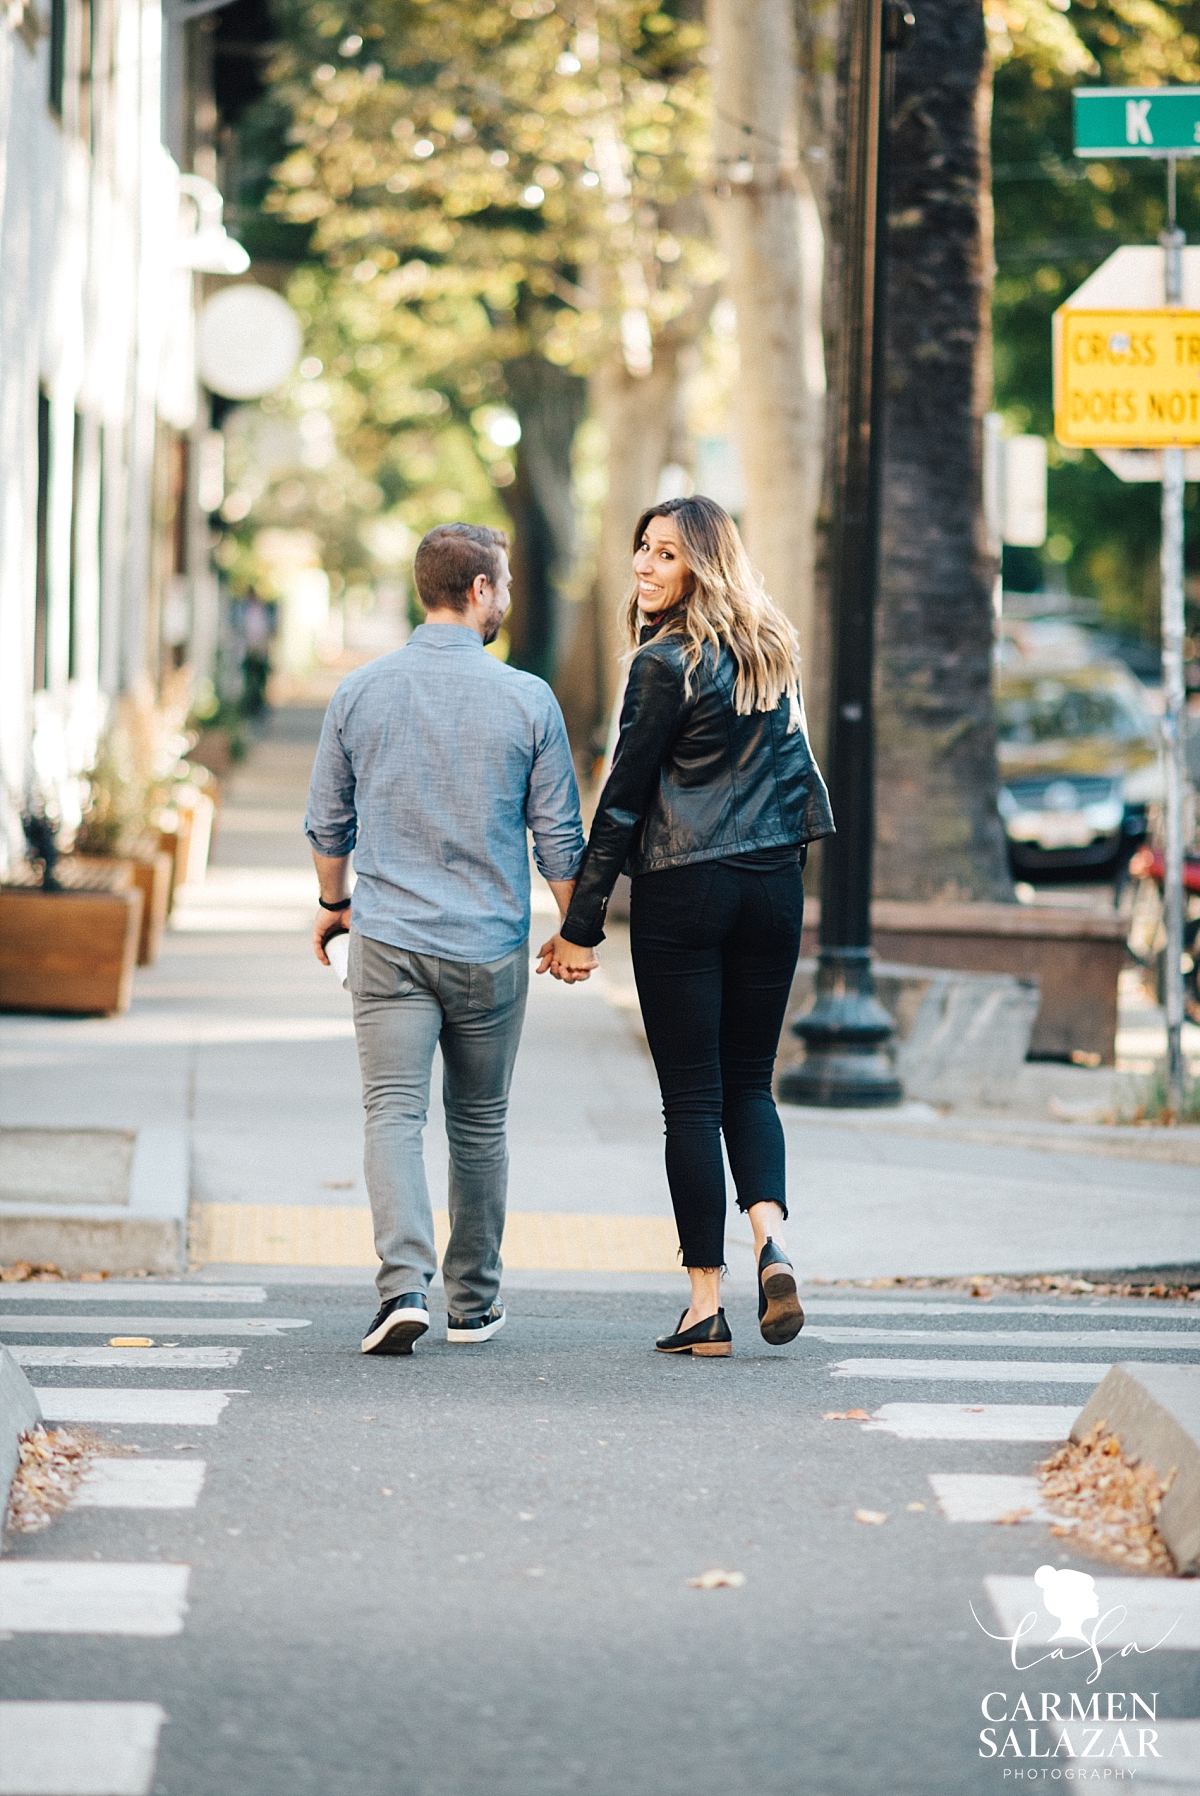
top-left (995, 660), bottom-right (1161, 879)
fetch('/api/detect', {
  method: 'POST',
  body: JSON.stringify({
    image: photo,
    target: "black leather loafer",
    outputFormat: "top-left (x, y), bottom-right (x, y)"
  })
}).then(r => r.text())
top-left (361, 1292), bottom-right (429, 1355)
top-left (655, 1308), bottom-right (732, 1357)
top-left (758, 1240), bottom-right (804, 1345)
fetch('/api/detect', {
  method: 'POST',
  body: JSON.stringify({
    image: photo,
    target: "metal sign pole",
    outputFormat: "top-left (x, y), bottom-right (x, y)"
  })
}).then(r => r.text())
top-left (1160, 156), bottom-right (1188, 1115)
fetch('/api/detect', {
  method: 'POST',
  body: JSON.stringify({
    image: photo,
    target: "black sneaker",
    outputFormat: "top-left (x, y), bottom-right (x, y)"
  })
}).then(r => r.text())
top-left (361, 1292), bottom-right (429, 1356)
top-left (446, 1301), bottom-right (505, 1344)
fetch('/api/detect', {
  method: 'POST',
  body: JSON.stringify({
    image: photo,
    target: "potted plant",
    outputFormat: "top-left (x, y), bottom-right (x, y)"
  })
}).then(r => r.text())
top-left (0, 808), bottom-right (143, 1015)
top-left (73, 671), bottom-right (214, 958)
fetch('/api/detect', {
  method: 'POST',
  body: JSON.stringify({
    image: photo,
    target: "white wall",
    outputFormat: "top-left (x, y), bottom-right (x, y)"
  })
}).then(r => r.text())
top-left (0, 0), bottom-right (194, 867)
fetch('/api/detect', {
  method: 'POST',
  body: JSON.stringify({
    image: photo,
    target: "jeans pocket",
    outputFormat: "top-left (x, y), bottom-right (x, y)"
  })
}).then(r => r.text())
top-left (766, 866), bottom-right (806, 938)
top-left (634, 861), bottom-right (720, 939)
top-left (348, 930), bottom-right (416, 999)
top-left (467, 946), bottom-right (523, 1011)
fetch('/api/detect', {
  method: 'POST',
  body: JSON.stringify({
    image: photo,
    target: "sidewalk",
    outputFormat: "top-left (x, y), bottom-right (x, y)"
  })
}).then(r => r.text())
top-left (1, 705), bottom-right (1196, 1284)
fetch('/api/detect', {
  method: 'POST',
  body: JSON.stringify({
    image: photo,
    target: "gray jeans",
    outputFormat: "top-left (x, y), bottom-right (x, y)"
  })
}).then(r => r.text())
top-left (348, 929), bottom-right (529, 1315)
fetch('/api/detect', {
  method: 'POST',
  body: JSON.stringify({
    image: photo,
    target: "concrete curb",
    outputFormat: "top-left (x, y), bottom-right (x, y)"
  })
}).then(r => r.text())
top-left (0, 1125), bottom-right (189, 1275)
top-left (1070, 1362), bottom-right (1200, 1575)
top-left (0, 1344), bottom-right (42, 1530)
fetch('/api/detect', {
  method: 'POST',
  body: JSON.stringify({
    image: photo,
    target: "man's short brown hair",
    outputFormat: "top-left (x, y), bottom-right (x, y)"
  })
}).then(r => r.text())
top-left (413, 523), bottom-right (509, 613)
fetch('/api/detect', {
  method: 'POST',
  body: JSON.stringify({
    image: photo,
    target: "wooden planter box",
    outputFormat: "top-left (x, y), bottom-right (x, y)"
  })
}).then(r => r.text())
top-left (0, 888), bottom-right (143, 1016)
top-left (128, 853), bottom-right (172, 965)
top-left (160, 788), bottom-right (216, 908)
top-left (799, 900), bottom-right (1130, 1064)
top-left (30, 853), bottom-right (171, 966)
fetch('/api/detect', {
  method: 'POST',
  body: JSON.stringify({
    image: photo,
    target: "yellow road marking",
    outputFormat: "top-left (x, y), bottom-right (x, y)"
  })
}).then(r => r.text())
top-left (190, 1204), bottom-right (680, 1272)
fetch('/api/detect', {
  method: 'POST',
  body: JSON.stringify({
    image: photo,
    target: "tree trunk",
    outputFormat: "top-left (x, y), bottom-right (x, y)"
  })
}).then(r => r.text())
top-left (872, 0), bottom-right (1012, 900)
top-left (502, 355), bottom-right (587, 684)
top-left (561, 347), bottom-right (682, 749)
top-left (707, 0), bottom-right (825, 680)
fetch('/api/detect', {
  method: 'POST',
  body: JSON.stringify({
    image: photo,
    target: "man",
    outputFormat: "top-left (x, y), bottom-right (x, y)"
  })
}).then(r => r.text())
top-left (305, 523), bottom-right (593, 1356)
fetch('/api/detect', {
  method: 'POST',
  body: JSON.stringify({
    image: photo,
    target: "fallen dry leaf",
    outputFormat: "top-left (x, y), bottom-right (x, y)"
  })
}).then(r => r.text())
top-left (108, 1337), bottom-right (154, 1348)
top-left (995, 1508), bottom-right (1033, 1526)
top-left (322, 1179), bottom-right (354, 1189)
top-left (906, 1502), bottom-right (926, 1513)
top-left (0, 1261), bottom-right (66, 1283)
top-left (854, 1510), bottom-right (888, 1526)
top-left (822, 1409), bottom-right (870, 1421)
top-left (5, 1425), bottom-right (127, 1533)
top-left (687, 1569), bottom-right (746, 1589)
top-left (1038, 1420), bottom-right (1175, 1573)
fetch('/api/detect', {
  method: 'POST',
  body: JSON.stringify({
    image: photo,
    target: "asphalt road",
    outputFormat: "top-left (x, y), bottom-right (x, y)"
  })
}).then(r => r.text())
top-left (4, 1281), bottom-right (1199, 1796)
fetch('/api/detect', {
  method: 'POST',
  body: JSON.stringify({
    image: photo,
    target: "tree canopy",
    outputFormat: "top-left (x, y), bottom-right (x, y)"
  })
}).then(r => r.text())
top-left (218, 1), bottom-right (713, 629)
top-left (992, 0), bottom-right (1200, 652)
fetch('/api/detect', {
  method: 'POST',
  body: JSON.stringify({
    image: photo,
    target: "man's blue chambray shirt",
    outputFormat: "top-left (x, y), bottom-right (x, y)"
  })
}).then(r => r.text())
top-left (304, 623), bottom-right (586, 963)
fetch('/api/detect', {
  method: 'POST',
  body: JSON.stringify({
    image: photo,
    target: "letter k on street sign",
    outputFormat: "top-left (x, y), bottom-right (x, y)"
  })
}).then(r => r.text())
top-left (1074, 86), bottom-right (1200, 156)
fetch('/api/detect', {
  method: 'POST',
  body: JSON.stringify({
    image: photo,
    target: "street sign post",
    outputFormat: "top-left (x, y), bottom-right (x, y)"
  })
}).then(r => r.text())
top-left (1074, 86), bottom-right (1200, 157)
top-left (1062, 99), bottom-right (1193, 1111)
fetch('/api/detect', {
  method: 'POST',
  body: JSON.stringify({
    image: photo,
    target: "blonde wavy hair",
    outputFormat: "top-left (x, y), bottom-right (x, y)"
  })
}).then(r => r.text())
top-left (624, 495), bottom-right (804, 730)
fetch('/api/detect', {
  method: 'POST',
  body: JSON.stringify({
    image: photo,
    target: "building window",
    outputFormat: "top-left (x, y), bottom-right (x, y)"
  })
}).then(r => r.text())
top-left (34, 390), bottom-right (51, 691)
top-left (48, 0), bottom-right (67, 117)
top-left (69, 411), bottom-right (84, 680)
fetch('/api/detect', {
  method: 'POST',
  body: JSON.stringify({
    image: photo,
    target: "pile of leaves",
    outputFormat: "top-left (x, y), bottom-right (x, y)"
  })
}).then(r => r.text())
top-left (6, 1427), bottom-right (97, 1534)
top-left (1038, 1421), bottom-right (1176, 1574)
top-left (812, 1272), bottom-right (1199, 1303)
top-left (0, 1264), bottom-right (119, 1283)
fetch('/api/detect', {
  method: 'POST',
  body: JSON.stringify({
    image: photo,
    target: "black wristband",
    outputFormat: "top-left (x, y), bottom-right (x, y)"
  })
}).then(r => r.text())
top-left (318, 897), bottom-right (352, 911)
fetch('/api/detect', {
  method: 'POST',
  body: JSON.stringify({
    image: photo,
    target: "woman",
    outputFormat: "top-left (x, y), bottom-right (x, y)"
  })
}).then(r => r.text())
top-left (539, 496), bottom-right (834, 1356)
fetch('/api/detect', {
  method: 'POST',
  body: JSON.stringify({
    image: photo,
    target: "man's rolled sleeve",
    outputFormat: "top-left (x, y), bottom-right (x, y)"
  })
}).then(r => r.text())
top-left (526, 699), bottom-right (585, 882)
top-left (304, 704), bottom-right (358, 857)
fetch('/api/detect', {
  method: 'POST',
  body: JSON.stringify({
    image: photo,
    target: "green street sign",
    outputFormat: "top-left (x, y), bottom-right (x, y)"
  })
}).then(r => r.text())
top-left (1074, 86), bottom-right (1200, 157)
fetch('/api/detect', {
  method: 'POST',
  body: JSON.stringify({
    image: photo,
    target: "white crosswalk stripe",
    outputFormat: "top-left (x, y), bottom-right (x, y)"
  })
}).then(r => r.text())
top-left (12, 1347), bottom-right (242, 1369)
top-left (808, 1326), bottom-right (1199, 1348)
top-left (0, 1563), bottom-right (190, 1635)
top-left (927, 1473), bottom-right (1050, 1522)
top-left (1, 1295), bottom-right (303, 1796)
top-left (985, 1575), bottom-right (1200, 1648)
top-left (34, 1388), bottom-right (236, 1425)
top-left (832, 1357), bottom-right (1113, 1383)
top-left (860, 1402), bottom-right (1083, 1440)
top-left (71, 1460), bottom-right (206, 1509)
top-left (1049, 1719), bottom-right (1200, 1785)
top-left (802, 1300), bottom-right (1191, 1317)
top-left (0, 1702), bottom-right (166, 1796)
top-left (0, 1285), bottom-right (265, 1303)
top-left (0, 1316), bottom-right (307, 1335)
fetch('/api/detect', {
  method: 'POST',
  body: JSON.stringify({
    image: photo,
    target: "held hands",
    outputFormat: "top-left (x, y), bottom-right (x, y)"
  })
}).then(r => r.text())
top-left (536, 933), bottom-right (598, 983)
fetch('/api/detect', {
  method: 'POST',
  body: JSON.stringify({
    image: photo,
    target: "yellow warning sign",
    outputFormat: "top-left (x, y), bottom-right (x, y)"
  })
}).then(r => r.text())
top-left (1053, 307), bottom-right (1200, 446)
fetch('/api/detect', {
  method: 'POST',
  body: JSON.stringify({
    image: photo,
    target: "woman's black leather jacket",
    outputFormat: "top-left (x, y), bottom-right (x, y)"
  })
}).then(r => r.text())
top-left (560, 622), bottom-right (834, 947)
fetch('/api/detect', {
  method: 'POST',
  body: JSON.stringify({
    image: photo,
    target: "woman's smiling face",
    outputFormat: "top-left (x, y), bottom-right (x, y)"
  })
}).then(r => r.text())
top-left (633, 514), bottom-right (692, 614)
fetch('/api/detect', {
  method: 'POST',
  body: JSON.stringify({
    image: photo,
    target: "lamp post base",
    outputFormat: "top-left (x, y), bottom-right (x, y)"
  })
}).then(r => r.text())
top-left (778, 948), bottom-right (903, 1108)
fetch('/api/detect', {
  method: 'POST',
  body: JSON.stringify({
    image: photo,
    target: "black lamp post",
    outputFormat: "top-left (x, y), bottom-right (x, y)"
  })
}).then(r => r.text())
top-left (779, 0), bottom-right (912, 1108)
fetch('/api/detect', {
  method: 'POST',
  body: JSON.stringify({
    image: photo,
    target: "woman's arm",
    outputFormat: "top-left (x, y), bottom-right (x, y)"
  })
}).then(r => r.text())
top-left (555, 650), bottom-right (686, 948)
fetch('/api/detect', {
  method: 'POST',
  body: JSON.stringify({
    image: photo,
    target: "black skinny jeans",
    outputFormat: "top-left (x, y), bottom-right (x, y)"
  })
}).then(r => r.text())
top-left (629, 856), bottom-right (805, 1269)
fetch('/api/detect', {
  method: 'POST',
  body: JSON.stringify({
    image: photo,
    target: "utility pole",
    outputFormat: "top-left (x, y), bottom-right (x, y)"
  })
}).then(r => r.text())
top-left (780, 0), bottom-right (912, 1107)
top-left (1160, 154), bottom-right (1188, 1116)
